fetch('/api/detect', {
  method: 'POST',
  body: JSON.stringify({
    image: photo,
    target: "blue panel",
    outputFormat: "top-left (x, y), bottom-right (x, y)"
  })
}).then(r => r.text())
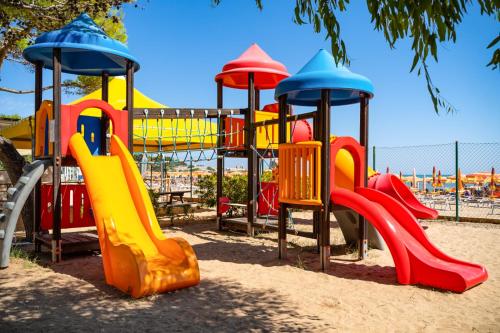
top-left (77, 116), bottom-right (102, 155)
top-left (23, 14), bottom-right (139, 76)
top-left (275, 49), bottom-right (374, 106)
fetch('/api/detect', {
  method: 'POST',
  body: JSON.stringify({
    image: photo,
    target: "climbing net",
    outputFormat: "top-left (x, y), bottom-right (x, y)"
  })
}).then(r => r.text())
top-left (251, 118), bottom-right (304, 229)
top-left (132, 108), bottom-right (245, 192)
top-left (132, 107), bottom-right (300, 229)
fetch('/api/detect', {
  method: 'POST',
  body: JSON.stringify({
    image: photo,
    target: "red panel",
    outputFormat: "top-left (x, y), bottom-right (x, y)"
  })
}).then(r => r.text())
top-left (258, 182), bottom-right (278, 216)
top-left (40, 184), bottom-right (95, 231)
top-left (61, 99), bottom-right (128, 156)
top-left (224, 117), bottom-right (245, 149)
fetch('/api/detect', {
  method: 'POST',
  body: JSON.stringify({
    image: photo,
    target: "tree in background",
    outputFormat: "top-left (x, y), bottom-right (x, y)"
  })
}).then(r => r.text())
top-left (196, 173), bottom-right (248, 215)
top-left (0, 0), bottom-right (133, 95)
top-left (213, 0), bottom-right (499, 114)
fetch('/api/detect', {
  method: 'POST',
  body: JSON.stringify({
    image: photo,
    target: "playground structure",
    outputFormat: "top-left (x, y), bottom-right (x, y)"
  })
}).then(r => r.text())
top-left (0, 14), bottom-right (488, 294)
top-left (0, 14), bottom-right (200, 297)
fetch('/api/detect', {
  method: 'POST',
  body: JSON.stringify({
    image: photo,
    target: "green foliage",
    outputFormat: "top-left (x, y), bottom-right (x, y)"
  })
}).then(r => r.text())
top-left (261, 170), bottom-right (274, 182)
top-left (213, 0), bottom-right (499, 114)
top-left (0, 1), bottom-right (133, 94)
top-left (195, 173), bottom-right (248, 210)
top-left (0, 113), bottom-right (21, 120)
top-left (10, 246), bottom-right (39, 269)
top-left (195, 173), bottom-right (217, 207)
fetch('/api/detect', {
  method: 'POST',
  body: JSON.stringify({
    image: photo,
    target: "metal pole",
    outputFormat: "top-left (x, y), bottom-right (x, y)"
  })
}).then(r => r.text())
top-left (358, 94), bottom-right (369, 259)
top-left (52, 48), bottom-right (62, 262)
top-left (126, 61), bottom-right (134, 151)
top-left (319, 89), bottom-right (331, 271)
top-left (372, 146), bottom-right (376, 171)
top-left (278, 94), bottom-right (288, 259)
top-left (246, 72), bottom-right (256, 236)
top-left (455, 140), bottom-right (459, 222)
top-left (216, 79), bottom-right (224, 230)
top-left (34, 61), bottom-right (43, 250)
top-left (100, 72), bottom-right (109, 154)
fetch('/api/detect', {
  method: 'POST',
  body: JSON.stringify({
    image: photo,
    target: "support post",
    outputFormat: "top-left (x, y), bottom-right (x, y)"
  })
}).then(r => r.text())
top-left (372, 146), bottom-right (376, 171)
top-left (246, 73), bottom-right (256, 237)
top-left (255, 89), bottom-right (260, 110)
top-left (455, 141), bottom-right (459, 222)
top-left (100, 72), bottom-right (109, 154)
top-left (319, 90), bottom-right (331, 271)
top-left (126, 61), bottom-right (134, 151)
top-left (312, 109), bottom-right (320, 253)
top-left (52, 48), bottom-right (62, 262)
top-left (278, 94), bottom-right (288, 259)
top-left (216, 79), bottom-right (224, 230)
top-left (358, 94), bottom-right (369, 260)
top-left (34, 61), bottom-right (43, 251)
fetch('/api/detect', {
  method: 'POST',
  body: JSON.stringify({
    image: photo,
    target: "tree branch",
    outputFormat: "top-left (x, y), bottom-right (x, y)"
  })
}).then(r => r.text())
top-left (0, 82), bottom-right (79, 94)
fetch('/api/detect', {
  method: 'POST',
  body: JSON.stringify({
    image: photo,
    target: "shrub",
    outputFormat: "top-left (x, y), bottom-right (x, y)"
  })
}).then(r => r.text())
top-left (195, 173), bottom-right (248, 209)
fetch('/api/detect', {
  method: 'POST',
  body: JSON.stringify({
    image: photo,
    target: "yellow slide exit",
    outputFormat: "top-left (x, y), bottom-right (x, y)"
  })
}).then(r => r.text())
top-left (69, 133), bottom-right (200, 298)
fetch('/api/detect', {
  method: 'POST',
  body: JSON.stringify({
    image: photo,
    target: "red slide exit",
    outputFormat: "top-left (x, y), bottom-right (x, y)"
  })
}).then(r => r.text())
top-left (330, 187), bottom-right (487, 292)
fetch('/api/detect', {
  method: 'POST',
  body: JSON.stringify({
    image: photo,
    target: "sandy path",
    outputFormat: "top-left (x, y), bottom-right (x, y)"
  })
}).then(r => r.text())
top-left (1, 220), bottom-right (499, 332)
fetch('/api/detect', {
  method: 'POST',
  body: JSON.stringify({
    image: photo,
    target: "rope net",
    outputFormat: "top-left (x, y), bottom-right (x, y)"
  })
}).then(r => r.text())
top-left (133, 108), bottom-right (293, 227)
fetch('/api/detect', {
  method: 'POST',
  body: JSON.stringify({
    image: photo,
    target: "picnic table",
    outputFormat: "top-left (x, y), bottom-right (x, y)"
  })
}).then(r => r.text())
top-left (157, 190), bottom-right (191, 204)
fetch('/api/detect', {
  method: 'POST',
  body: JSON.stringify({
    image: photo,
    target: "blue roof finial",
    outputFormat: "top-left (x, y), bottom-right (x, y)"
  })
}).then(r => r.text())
top-left (275, 49), bottom-right (374, 106)
top-left (23, 13), bottom-right (139, 76)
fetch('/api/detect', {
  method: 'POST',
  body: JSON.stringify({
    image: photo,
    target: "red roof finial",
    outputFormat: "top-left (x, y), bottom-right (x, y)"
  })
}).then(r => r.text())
top-left (215, 43), bottom-right (289, 90)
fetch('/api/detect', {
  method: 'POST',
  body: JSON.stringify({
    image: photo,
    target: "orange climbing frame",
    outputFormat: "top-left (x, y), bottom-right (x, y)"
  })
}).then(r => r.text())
top-left (278, 141), bottom-right (322, 206)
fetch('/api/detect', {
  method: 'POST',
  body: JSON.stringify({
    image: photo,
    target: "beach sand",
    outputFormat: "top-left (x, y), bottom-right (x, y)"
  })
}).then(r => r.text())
top-left (1, 219), bottom-right (499, 332)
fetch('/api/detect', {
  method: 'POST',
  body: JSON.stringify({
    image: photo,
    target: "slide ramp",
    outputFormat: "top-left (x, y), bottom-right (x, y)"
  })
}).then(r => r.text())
top-left (331, 187), bottom-right (487, 292)
top-left (69, 133), bottom-right (199, 297)
top-left (369, 173), bottom-right (438, 219)
top-left (1, 160), bottom-right (50, 268)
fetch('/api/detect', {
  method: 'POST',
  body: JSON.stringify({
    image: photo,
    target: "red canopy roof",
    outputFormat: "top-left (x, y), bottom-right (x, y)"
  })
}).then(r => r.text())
top-left (215, 43), bottom-right (289, 90)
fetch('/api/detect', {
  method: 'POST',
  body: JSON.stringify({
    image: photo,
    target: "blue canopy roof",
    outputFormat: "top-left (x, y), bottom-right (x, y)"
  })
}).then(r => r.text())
top-left (275, 49), bottom-right (373, 106)
top-left (23, 13), bottom-right (139, 76)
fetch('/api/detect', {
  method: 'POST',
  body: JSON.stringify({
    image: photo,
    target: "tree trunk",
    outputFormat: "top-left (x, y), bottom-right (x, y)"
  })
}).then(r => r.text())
top-left (0, 136), bottom-right (33, 242)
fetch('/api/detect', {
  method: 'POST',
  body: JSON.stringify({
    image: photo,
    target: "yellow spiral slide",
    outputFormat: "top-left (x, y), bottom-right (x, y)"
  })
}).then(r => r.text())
top-left (69, 133), bottom-right (200, 298)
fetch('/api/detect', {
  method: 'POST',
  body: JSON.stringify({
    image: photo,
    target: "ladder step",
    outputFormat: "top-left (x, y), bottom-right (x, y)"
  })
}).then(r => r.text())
top-left (7, 187), bottom-right (17, 196)
top-left (4, 202), bottom-right (15, 210)
top-left (19, 176), bottom-right (30, 184)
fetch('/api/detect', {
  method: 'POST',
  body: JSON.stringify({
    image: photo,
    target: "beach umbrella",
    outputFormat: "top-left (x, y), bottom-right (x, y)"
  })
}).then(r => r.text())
top-left (386, 166), bottom-right (390, 174)
top-left (432, 166), bottom-right (436, 187)
top-left (437, 170), bottom-right (442, 187)
top-left (491, 167), bottom-right (496, 191)
top-left (458, 168), bottom-right (464, 191)
top-left (399, 171), bottom-right (403, 180)
top-left (423, 174), bottom-right (427, 191)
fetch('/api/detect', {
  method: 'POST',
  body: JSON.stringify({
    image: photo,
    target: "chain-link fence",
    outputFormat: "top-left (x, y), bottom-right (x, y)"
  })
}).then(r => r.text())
top-left (372, 142), bottom-right (500, 222)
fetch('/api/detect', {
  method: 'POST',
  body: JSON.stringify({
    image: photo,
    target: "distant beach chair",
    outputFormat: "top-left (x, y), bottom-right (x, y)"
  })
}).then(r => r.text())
top-left (489, 201), bottom-right (500, 215)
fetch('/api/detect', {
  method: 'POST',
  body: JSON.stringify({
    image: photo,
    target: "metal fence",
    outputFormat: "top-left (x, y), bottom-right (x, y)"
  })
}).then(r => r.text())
top-left (371, 142), bottom-right (500, 222)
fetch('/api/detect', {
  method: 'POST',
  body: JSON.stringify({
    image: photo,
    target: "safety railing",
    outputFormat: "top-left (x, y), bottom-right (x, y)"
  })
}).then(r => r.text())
top-left (278, 141), bottom-right (322, 206)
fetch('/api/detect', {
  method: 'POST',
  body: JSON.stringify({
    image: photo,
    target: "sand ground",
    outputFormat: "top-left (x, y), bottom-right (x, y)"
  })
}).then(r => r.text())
top-left (1, 218), bottom-right (499, 332)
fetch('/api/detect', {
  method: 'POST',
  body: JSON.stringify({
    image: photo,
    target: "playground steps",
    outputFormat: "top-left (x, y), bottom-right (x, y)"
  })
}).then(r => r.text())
top-left (34, 231), bottom-right (99, 254)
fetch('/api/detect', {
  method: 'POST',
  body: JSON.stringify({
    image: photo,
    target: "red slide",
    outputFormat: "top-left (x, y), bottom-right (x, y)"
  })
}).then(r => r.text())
top-left (369, 173), bottom-right (438, 219)
top-left (330, 187), bottom-right (487, 292)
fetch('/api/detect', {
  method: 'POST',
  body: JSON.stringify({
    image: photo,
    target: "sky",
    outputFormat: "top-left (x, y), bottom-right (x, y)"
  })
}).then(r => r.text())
top-left (0, 1), bottom-right (498, 152)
